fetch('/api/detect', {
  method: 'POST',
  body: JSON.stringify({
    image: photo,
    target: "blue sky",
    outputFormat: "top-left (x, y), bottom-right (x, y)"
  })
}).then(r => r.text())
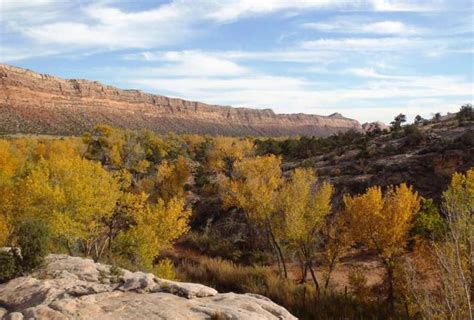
top-left (1, 0), bottom-right (473, 123)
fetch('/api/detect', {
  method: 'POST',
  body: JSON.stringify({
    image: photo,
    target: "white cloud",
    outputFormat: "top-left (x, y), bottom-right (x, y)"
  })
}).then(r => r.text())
top-left (0, 0), bottom-right (63, 24)
top-left (304, 19), bottom-right (421, 35)
top-left (363, 21), bottom-right (411, 34)
top-left (204, 0), bottom-right (353, 23)
top-left (24, 2), bottom-right (195, 49)
top-left (370, 0), bottom-right (441, 12)
top-left (300, 37), bottom-right (428, 51)
top-left (130, 51), bottom-right (249, 77)
top-left (0, 45), bottom-right (60, 62)
top-left (124, 49), bottom-right (339, 64)
top-left (0, 0), bottom-right (459, 58)
top-left (204, 0), bottom-right (441, 23)
top-left (346, 68), bottom-right (412, 79)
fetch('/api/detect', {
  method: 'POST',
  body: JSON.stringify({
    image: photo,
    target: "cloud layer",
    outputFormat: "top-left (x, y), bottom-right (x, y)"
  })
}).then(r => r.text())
top-left (1, 0), bottom-right (472, 123)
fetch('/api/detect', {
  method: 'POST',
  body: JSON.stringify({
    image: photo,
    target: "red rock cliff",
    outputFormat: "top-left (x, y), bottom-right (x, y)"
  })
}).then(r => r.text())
top-left (0, 64), bottom-right (361, 136)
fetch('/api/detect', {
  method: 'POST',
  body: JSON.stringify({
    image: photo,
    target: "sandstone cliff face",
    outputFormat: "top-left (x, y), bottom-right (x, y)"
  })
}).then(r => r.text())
top-left (0, 64), bottom-right (361, 136)
top-left (0, 254), bottom-right (296, 320)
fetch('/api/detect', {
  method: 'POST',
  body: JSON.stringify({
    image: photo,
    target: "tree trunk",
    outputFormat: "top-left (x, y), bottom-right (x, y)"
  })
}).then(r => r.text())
top-left (302, 244), bottom-right (321, 296)
top-left (324, 250), bottom-right (339, 291)
top-left (385, 259), bottom-right (395, 315)
top-left (266, 226), bottom-right (283, 276)
top-left (266, 218), bottom-right (287, 278)
top-left (307, 260), bottom-right (321, 296)
top-left (297, 253), bottom-right (307, 283)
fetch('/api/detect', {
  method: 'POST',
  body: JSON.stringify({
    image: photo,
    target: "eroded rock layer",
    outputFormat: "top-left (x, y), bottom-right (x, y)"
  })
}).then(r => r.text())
top-left (0, 64), bottom-right (361, 136)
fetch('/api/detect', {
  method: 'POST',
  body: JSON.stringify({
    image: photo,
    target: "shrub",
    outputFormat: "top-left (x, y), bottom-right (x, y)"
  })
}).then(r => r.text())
top-left (154, 258), bottom-right (176, 280)
top-left (456, 103), bottom-right (473, 125)
top-left (176, 256), bottom-right (392, 319)
top-left (382, 143), bottom-right (399, 155)
top-left (348, 269), bottom-right (370, 302)
top-left (403, 124), bottom-right (425, 147)
top-left (411, 198), bottom-right (445, 240)
top-left (455, 129), bottom-right (474, 148)
top-left (0, 250), bottom-right (18, 283)
top-left (16, 219), bottom-right (50, 272)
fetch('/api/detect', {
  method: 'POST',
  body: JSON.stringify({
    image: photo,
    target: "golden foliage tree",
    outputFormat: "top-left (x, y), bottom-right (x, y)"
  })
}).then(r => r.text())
top-left (16, 154), bottom-right (122, 257)
top-left (344, 183), bottom-right (421, 312)
top-left (220, 155), bottom-right (282, 223)
top-left (156, 156), bottom-right (190, 202)
top-left (207, 136), bottom-right (254, 173)
top-left (113, 196), bottom-right (191, 270)
top-left (278, 168), bottom-right (333, 293)
top-left (0, 140), bottom-right (21, 245)
top-left (219, 155), bottom-right (285, 274)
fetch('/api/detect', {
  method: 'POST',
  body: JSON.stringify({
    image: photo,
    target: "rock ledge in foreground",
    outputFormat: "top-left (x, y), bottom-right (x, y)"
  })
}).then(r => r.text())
top-left (0, 254), bottom-right (297, 320)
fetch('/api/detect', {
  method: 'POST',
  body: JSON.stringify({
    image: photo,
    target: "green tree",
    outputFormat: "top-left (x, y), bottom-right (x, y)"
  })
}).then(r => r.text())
top-left (411, 198), bottom-right (445, 240)
top-left (15, 219), bottom-right (50, 272)
top-left (390, 114), bottom-right (406, 131)
top-left (457, 103), bottom-right (474, 125)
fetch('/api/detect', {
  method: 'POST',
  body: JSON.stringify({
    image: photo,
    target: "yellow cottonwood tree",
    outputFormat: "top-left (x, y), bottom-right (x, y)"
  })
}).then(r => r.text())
top-left (113, 196), bottom-right (191, 269)
top-left (84, 124), bottom-right (124, 166)
top-left (278, 168), bottom-right (333, 293)
top-left (16, 154), bottom-right (122, 256)
top-left (207, 136), bottom-right (254, 173)
top-left (0, 140), bottom-right (25, 245)
top-left (156, 156), bottom-right (190, 202)
top-left (220, 155), bottom-right (282, 223)
top-left (344, 183), bottom-right (420, 312)
top-left (219, 155), bottom-right (285, 274)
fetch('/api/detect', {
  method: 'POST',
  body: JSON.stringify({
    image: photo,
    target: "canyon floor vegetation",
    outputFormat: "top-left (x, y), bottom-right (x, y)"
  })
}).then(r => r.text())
top-left (0, 106), bottom-right (472, 319)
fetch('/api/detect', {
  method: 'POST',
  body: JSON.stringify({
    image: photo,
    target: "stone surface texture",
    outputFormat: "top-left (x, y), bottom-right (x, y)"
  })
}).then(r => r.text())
top-left (0, 254), bottom-right (297, 320)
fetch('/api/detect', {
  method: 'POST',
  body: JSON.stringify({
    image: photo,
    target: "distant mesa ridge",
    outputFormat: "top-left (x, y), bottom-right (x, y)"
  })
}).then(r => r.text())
top-left (0, 64), bottom-right (361, 136)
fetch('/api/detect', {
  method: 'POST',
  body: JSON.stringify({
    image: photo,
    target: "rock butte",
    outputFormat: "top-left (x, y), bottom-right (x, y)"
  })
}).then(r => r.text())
top-left (0, 64), bottom-right (361, 136)
top-left (0, 254), bottom-right (297, 320)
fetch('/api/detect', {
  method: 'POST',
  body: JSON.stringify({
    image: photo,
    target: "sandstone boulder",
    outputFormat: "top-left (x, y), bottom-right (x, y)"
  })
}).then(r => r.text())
top-left (0, 254), bottom-right (296, 320)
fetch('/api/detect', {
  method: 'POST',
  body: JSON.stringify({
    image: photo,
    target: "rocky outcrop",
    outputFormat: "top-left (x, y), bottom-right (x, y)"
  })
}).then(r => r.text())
top-left (286, 121), bottom-right (474, 205)
top-left (362, 121), bottom-right (389, 133)
top-left (0, 64), bottom-right (361, 136)
top-left (0, 254), bottom-right (296, 320)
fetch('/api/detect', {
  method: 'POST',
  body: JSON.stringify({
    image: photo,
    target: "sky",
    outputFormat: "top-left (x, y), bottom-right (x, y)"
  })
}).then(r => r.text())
top-left (0, 0), bottom-right (473, 123)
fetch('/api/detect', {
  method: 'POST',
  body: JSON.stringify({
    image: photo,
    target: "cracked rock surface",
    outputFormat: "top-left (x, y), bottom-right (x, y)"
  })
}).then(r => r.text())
top-left (0, 255), bottom-right (296, 320)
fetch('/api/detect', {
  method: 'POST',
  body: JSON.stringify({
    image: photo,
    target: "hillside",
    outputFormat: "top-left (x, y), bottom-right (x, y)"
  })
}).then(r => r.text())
top-left (0, 64), bottom-right (361, 136)
top-left (257, 115), bottom-right (474, 204)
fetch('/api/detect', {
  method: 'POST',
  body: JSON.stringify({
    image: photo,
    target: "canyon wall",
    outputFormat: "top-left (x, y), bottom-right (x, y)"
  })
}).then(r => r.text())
top-left (0, 64), bottom-right (361, 136)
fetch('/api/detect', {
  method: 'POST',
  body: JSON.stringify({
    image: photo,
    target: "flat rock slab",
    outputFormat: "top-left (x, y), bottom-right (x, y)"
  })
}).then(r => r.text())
top-left (0, 254), bottom-right (296, 320)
